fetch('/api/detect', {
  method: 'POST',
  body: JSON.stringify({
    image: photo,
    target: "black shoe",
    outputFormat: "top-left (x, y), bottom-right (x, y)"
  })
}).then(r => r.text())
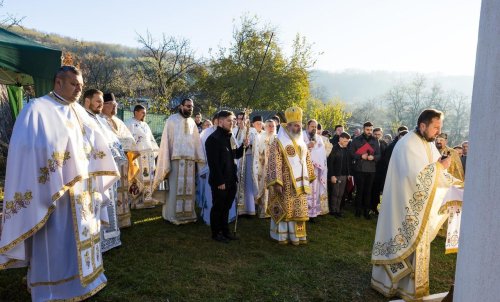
top-left (364, 210), bottom-right (371, 220)
top-left (355, 210), bottom-right (361, 217)
top-left (329, 212), bottom-right (336, 216)
top-left (337, 212), bottom-right (344, 218)
top-left (223, 233), bottom-right (239, 240)
top-left (309, 217), bottom-right (316, 223)
top-left (212, 234), bottom-right (230, 243)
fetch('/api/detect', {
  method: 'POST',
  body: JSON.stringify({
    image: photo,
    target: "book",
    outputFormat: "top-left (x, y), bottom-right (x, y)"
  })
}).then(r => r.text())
top-left (355, 142), bottom-right (374, 155)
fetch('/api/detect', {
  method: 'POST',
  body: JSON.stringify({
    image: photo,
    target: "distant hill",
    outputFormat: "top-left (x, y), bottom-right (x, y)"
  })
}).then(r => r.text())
top-left (8, 26), bottom-right (139, 58)
top-left (309, 69), bottom-right (474, 103)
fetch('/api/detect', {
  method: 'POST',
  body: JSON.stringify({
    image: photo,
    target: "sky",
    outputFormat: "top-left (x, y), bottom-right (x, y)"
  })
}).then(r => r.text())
top-left (3, 0), bottom-right (481, 76)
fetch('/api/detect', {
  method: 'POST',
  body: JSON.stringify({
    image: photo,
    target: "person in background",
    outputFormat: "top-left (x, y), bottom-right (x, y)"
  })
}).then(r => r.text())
top-left (100, 92), bottom-right (137, 229)
top-left (303, 119), bottom-right (328, 219)
top-left (202, 119), bottom-right (213, 130)
top-left (195, 112), bottom-right (203, 133)
top-left (327, 132), bottom-right (352, 218)
top-left (125, 104), bottom-right (160, 209)
top-left (349, 121), bottom-right (380, 219)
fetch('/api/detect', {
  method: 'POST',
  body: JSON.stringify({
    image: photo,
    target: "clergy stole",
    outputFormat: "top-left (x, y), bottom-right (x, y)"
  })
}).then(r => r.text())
top-left (70, 176), bottom-right (105, 287)
top-left (439, 186), bottom-right (464, 254)
top-left (175, 159), bottom-right (196, 217)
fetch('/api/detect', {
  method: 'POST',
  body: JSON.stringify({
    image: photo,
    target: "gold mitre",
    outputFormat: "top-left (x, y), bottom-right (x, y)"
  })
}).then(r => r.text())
top-left (285, 106), bottom-right (303, 124)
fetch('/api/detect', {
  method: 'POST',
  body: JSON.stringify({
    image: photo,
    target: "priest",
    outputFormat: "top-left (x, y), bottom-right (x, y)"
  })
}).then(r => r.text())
top-left (100, 93), bottom-right (137, 228)
top-left (153, 98), bottom-right (205, 225)
top-left (253, 119), bottom-right (277, 218)
top-left (267, 107), bottom-right (315, 245)
top-left (303, 119), bottom-right (328, 218)
top-left (125, 104), bottom-right (160, 209)
top-left (0, 66), bottom-right (119, 301)
top-left (371, 109), bottom-right (461, 301)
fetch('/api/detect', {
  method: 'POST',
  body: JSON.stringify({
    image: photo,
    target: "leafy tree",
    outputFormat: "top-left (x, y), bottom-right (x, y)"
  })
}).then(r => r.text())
top-left (306, 98), bottom-right (351, 131)
top-left (199, 15), bottom-right (316, 112)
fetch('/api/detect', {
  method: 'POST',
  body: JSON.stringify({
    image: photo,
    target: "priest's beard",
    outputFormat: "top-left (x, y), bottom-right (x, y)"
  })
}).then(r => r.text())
top-left (288, 129), bottom-right (301, 140)
top-left (422, 131), bottom-right (436, 142)
top-left (290, 132), bottom-right (300, 140)
top-left (308, 129), bottom-right (316, 139)
top-left (179, 108), bottom-right (192, 118)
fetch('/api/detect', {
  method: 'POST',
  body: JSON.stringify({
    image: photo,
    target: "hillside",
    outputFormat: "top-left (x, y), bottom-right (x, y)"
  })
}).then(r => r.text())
top-left (9, 26), bottom-right (139, 58)
top-left (310, 69), bottom-right (474, 103)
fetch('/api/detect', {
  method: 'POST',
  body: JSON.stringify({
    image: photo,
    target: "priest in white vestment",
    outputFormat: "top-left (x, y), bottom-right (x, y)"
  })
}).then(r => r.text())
top-left (371, 109), bottom-right (461, 301)
top-left (100, 93), bottom-right (137, 228)
top-left (233, 112), bottom-right (257, 216)
top-left (82, 89), bottom-right (123, 252)
top-left (267, 107), bottom-right (316, 245)
top-left (317, 123), bottom-right (333, 157)
top-left (252, 119), bottom-right (277, 218)
top-left (0, 66), bottom-right (119, 301)
top-left (303, 120), bottom-right (329, 218)
top-left (125, 105), bottom-right (160, 209)
top-left (154, 98), bottom-right (205, 225)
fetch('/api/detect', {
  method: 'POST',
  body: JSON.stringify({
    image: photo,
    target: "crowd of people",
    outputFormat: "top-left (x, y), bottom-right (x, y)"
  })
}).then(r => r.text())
top-left (0, 65), bottom-right (468, 301)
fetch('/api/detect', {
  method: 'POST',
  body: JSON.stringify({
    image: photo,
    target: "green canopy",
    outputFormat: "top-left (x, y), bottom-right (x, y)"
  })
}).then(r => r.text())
top-left (0, 27), bottom-right (62, 98)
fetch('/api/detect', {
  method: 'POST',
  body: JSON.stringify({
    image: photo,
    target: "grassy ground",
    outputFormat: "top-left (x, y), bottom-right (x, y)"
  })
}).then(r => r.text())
top-left (0, 204), bottom-right (456, 302)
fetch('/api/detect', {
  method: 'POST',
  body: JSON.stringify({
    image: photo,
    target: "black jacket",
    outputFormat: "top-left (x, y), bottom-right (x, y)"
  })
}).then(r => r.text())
top-left (329, 134), bottom-right (340, 146)
top-left (349, 133), bottom-right (381, 173)
top-left (327, 143), bottom-right (352, 177)
top-left (375, 139), bottom-right (388, 176)
top-left (205, 127), bottom-right (245, 188)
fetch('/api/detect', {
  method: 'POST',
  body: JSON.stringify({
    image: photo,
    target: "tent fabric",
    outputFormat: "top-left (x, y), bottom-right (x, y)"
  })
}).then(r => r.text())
top-left (0, 28), bottom-right (61, 98)
top-left (6, 85), bottom-right (22, 119)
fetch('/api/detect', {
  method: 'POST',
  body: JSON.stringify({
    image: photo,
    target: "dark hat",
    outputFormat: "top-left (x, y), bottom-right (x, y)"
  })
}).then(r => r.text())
top-left (103, 93), bottom-right (116, 103)
top-left (252, 115), bottom-right (263, 123)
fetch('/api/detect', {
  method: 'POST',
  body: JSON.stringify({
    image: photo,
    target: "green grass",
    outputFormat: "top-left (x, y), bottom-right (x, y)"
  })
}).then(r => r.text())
top-left (0, 205), bottom-right (456, 302)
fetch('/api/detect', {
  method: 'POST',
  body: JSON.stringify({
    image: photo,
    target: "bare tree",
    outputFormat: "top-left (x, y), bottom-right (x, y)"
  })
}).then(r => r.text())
top-left (350, 98), bottom-right (388, 127)
top-left (80, 52), bottom-right (117, 92)
top-left (444, 91), bottom-right (471, 146)
top-left (405, 75), bottom-right (427, 126)
top-left (0, 0), bottom-right (25, 28)
top-left (385, 83), bottom-right (407, 126)
top-left (426, 83), bottom-right (449, 112)
top-left (136, 31), bottom-right (199, 112)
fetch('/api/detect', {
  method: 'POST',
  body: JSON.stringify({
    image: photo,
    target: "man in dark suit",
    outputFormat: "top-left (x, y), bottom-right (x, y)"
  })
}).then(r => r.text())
top-left (205, 110), bottom-right (248, 243)
top-left (349, 121), bottom-right (381, 219)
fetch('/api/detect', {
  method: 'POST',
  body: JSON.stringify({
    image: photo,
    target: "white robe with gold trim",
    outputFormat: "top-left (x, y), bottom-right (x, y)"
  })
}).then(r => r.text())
top-left (371, 131), bottom-right (456, 301)
top-left (154, 113), bottom-right (205, 225)
top-left (101, 115), bottom-right (137, 228)
top-left (267, 127), bottom-right (316, 245)
top-left (125, 117), bottom-right (159, 209)
top-left (0, 94), bottom-right (119, 301)
top-left (253, 132), bottom-right (276, 218)
top-left (303, 131), bottom-right (328, 216)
